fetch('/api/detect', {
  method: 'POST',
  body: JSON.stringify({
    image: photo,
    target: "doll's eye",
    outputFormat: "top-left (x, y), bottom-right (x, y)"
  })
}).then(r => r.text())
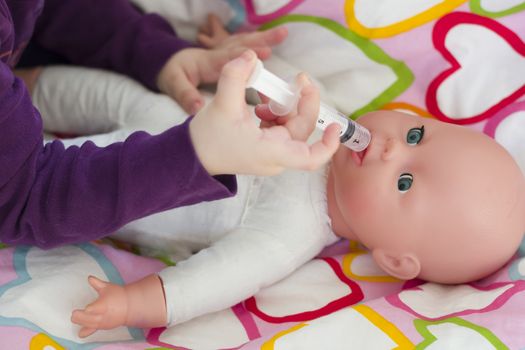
top-left (398, 173), bottom-right (413, 193)
top-left (406, 126), bottom-right (425, 145)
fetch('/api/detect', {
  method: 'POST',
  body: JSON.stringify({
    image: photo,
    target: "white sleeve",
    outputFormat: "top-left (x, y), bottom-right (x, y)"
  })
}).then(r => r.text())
top-left (159, 169), bottom-right (336, 325)
top-left (159, 226), bottom-right (324, 325)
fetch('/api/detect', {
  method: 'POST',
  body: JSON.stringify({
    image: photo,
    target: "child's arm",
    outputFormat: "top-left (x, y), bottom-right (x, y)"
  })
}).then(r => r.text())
top-left (197, 14), bottom-right (287, 61)
top-left (32, 0), bottom-right (286, 114)
top-left (1, 51), bottom-right (339, 248)
top-left (0, 64), bottom-right (236, 248)
top-left (188, 51), bottom-right (341, 177)
top-left (33, 0), bottom-right (192, 92)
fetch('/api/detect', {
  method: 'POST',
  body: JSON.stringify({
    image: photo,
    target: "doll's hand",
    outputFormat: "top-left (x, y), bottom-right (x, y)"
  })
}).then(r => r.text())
top-left (157, 47), bottom-right (243, 114)
top-left (72, 274), bottom-right (167, 337)
top-left (190, 50), bottom-right (341, 176)
top-left (71, 276), bottom-right (128, 338)
top-left (197, 14), bottom-right (287, 60)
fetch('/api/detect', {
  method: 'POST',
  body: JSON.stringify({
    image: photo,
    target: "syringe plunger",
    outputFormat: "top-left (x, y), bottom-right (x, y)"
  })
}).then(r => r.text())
top-left (246, 60), bottom-right (370, 152)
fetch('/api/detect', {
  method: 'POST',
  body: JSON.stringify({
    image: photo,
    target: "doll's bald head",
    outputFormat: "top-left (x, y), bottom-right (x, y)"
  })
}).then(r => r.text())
top-left (329, 111), bottom-right (525, 283)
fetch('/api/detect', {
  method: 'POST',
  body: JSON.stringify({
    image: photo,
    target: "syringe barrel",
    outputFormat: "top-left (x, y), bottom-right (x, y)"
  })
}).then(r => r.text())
top-left (318, 103), bottom-right (370, 152)
top-left (247, 59), bottom-right (371, 152)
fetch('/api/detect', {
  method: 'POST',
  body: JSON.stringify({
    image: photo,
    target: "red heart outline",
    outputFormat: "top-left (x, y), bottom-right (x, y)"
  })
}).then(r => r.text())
top-left (426, 12), bottom-right (525, 125)
top-left (244, 257), bottom-right (364, 323)
top-left (244, 0), bottom-right (304, 24)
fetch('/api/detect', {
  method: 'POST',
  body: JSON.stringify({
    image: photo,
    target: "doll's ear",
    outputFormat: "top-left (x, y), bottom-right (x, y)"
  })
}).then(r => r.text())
top-left (372, 249), bottom-right (421, 280)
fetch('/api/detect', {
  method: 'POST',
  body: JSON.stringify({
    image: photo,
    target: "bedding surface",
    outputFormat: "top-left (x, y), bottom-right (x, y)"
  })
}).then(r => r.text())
top-left (1, 0), bottom-right (525, 349)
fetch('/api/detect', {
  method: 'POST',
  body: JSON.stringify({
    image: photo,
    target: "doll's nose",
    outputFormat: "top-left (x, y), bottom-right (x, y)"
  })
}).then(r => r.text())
top-left (380, 137), bottom-right (400, 161)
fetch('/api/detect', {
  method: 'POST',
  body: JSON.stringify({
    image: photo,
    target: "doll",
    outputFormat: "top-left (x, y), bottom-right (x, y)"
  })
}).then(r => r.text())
top-left (71, 109), bottom-right (525, 337)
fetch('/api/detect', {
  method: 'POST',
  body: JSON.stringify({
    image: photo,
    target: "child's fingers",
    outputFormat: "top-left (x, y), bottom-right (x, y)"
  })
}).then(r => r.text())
top-left (197, 33), bottom-right (215, 48)
top-left (257, 92), bottom-right (270, 104)
top-left (208, 14), bottom-right (226, 35)
top-left (255, 104), bottom-right (277, 123)
top-left (168, 69), bottom-right (204, 114)
top-left (197, 18), bottom-right (210, 36)
top-left (206, 47), bottom-right (246, 79)
top-left (250, 46), bottom-right (272, 60)
top-left (240, 27), bottom-right (288, 48)
top-left (274, 123), bottom-right (340, 171)
top-left (255, 104), bottom-right (290, 126)
top-left (214, 50), bottom-right (257, 110)
top-left (286, 78), bottom-right (320, 141)
top-left (304, 123), bottom-right (341, 168)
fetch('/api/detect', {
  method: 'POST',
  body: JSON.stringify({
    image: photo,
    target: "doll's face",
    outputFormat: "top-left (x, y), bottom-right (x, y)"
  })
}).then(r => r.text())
top-left (328, 111), bottom-right (525, 283)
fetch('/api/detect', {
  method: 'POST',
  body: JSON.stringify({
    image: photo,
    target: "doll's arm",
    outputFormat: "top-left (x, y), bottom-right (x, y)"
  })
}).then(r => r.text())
top-left (72, 223), bottom-right (329, 336)
top-left (160, 222), bottom-right (329, 325)
top-left (157, 170), bottom-right (337, 325)
top-left (71, 274), bottom-right (166, 338)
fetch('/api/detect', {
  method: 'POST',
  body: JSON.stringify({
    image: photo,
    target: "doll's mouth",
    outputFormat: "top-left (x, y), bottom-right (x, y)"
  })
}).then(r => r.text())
top-left (351, 148), bottom-right (367, 166)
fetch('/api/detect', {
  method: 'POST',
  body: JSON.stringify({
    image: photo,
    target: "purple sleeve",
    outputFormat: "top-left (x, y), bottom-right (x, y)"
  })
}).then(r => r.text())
top-left (32, 0), bottom-right (194, 90)
top-left (0, 64), bottom-right (236, 249)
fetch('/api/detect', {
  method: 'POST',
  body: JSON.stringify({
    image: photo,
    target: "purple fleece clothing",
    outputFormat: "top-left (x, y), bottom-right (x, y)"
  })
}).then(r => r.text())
top-left (0, 0), bottom-right (237, 248)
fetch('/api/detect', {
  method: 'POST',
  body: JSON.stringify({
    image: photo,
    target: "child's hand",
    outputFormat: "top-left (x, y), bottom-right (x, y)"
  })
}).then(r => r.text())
top-left (190, 50), bottom-right (341, 176)
top-left (198, 14), bottom-right (287, 60)
top-left (157, 15), bottom-right (287, 115)
top-left (157, 47), bottom-right (243, 114)
top-left (255, 73), bottom-right (321, 142)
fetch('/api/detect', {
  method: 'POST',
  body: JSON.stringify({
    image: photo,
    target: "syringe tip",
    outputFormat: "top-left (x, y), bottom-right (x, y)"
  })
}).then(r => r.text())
top-left (342, 125), bottom-right (371, 152)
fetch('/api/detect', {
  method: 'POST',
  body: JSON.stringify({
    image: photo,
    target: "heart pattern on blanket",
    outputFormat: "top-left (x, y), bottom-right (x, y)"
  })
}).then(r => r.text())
top-left (414, 318), bottom-right (508, 348)
top-left (509, 257), bottom-right (525, 281)
top-left (0, 244), bottom-right (140, 348)
top-left (426, 12), bottom-right (525, 124)
top-left (342, 250), bottom-right (400, 282)
top-left (260, 305), bottom-right (414, 349)
top-left (0, 248), bottom-right (16, 286)
top-left (382, 102), bottom-right (435, 118)
top-left (386, 282), bottom-right (525, 320)
top-left (30, 333), bottom-right (66, 350)
top-left (344, 0), bottom-right (466, 38)
top-left (245, 0), bottom-right (304, 24)
top-left (508, 238), bottom-right (525, 280)
top-left (0, 327), bottom-right (45, 350)
top-left (245, 258), bottom-right (363, 323)
top-left (261, 15), bottom-right (413, 117)
top-left (152, 306), bottom-right (254, 350)
top-left (470, 0), bottom-right (525, 18)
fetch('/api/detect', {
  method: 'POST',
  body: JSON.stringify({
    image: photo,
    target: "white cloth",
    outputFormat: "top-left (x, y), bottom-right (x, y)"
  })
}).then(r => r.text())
top-left (32, 64), bottom-right (339, 326)
top-left (130, 0), bottom-right (236, 41)
top-left (149, 167), bottom-right (338, 325)
top-left (33, 65), bottom-right (188, 147)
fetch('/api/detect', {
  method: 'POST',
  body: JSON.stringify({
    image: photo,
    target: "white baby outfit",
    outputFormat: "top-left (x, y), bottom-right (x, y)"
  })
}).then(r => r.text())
top-left (116, 167), bottom-right (338, 325)
top-left (33, 64), bottom-right (339, 326)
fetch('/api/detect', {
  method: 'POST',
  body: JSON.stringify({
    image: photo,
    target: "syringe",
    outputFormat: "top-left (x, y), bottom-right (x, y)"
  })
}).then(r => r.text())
top-left (246, 59), bottom-right (371, 152)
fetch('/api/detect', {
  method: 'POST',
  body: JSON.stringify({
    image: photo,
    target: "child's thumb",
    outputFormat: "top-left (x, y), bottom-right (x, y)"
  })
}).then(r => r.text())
top-left (214, 50), bottom-right (257, 108)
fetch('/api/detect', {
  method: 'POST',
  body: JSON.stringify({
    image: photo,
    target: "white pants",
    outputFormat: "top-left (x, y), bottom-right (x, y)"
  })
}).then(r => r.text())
top-left (34, 65), bottom-right (188, 147)
top-left (32, 65), bottom-right (232, 260)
